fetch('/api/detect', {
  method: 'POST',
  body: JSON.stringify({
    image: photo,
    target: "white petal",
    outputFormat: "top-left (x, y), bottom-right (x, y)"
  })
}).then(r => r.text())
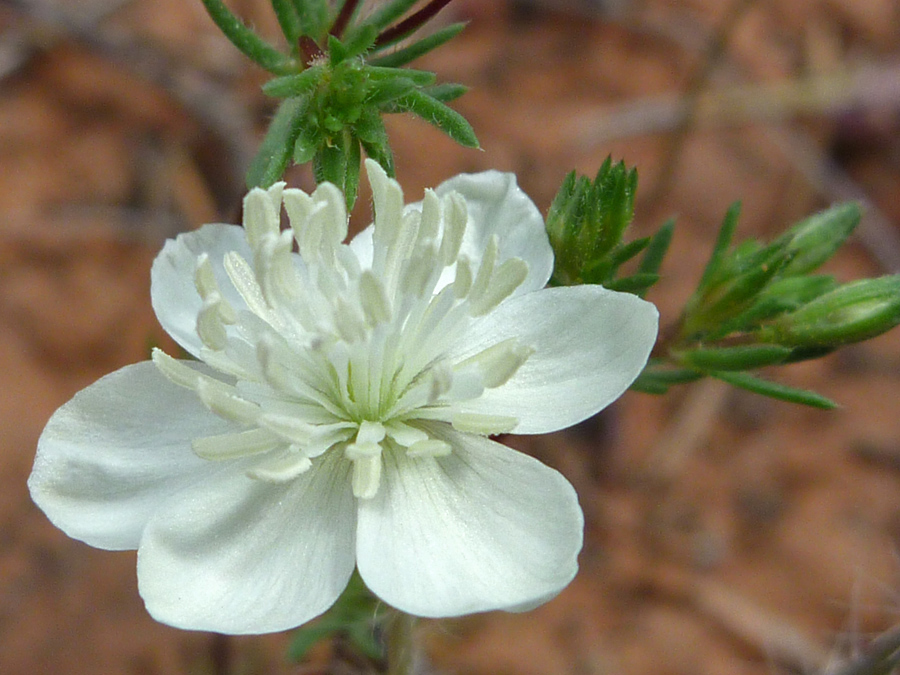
top-left (434, 171), bottom-right (553, 294)
top-left (349, 171), bottom-right (552, 296)
top-left (151, 223), bottom-right (253, 357)
top-left (137, 451), bottom-right (356, 634)
top-left (450, 285), bottom-right (659, 434)
top-left (28, 362), bottom-right (234, 550)
top-left (356, 426), bottom-right (583, 617)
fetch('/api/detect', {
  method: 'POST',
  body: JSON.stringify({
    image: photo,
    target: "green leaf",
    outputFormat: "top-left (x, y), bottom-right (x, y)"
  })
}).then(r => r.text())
top-left (367, 66), bottom-right (436, 87)
top-left (369, 22), bottom-right (467, 67)
top-left (697, 201), bottom-right (741, 291)
top-left (367, 0), bottom-right (421, 31)
top-left (365, 76), bottom-right (418, 107)
top-left (630, 365), bottom-right (703, 394)
top-left (271, 0), bottom-right (302, 44)
top-left (680, 344), bottom-right (793, 371)
top-left (263, 65), bottom-right (325, 98)
top-left (604, 272), bottom-right (659, 295)
top-left (342, 132), bottom-right (362, 209)
top-left (313, 143), bottom-right (346, 189)
top-left (292, 0), bottom-right (330, 40)
top-left (638, 218), bottom-right (675, 277)
top-left (393, 89), bottom-right (479, 148)
top-left (710, 370), bottom-right (838, 409)
top-left (199, 0), bottom-right (294, 74)
top-left (246, 96), bottom-right (308, 188)
top-left (776, 202), bottom-right (861, 277)
top-left (423, 82), bottom-right (468, 102)
top-left (340, 23), bottom-right (379, 60)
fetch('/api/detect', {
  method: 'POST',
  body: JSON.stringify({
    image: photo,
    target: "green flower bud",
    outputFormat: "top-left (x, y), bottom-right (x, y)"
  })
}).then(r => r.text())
top-left (774, 202), bottom-right (860, 276)
top-left (760, 275), bottom-right (900, 347)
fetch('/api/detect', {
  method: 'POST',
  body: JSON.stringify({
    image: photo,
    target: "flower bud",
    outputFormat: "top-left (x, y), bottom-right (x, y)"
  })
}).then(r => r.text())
top-left (760, 275), bottom-right (900, 347)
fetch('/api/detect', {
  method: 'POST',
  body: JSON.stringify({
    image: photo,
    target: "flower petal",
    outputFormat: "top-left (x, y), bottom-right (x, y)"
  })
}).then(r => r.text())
top-left (450, 285), bottom-right (658, 434)
top-left (28, 361), bottom-right (234, 550)
top-left (137, 451), bottom-right (356, 634)
top-left (349, 171), bottom-right (553, 294)
top-left (356, 426), bottom-right (583, 617)
top-left (435, 171), bottom-right (553, 294)
top-left (151, 223), bottom-right (252, 357)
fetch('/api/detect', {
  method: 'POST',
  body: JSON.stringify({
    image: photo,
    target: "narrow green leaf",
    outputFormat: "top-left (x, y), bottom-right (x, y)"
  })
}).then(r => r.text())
top-left (628, 374), bottom-right (671, 394)
top-left (423, 82), bottom-right (468, 102)
top-left (263, 65), bottom-right (324, 98)
top-left (393, 89), bottom-right (479, 148)
top-left (367, 0), bottom-right (421, 31)
top-left (365, 77), bottom-right (417, 107)
top-left (710, 370), bottom-right (838, 409)
top-left (246, 96), bottom-right (308, 188)
top-left (369, 22), bottom-right (467, 67)
top-left (638, 219), bottom-right (675, 277)
top-left (199, 0), bottom-right (293, 74)
top-left (292, 0), bottom-right (330, 40)
top-left (640, 363), bottom-right (705, 385)
top-left (681, 344), bottom-right (793, 371)
top-left (271, 0), bottom-right (302, 44)
top-left (367, 65), bottom-right (436, 87)
top-left (604, 272), bottom-right (659, 295)
top-left (697, 201), bottom-right (741, 290)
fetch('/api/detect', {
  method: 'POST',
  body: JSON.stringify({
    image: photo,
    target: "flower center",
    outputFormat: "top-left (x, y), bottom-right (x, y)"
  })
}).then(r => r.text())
top-left (154, 162), bottom-right (533, 498)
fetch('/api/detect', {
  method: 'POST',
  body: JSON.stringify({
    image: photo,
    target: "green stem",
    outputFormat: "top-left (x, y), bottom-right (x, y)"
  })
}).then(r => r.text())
top-left (386, 611), bottom-right (417, 675)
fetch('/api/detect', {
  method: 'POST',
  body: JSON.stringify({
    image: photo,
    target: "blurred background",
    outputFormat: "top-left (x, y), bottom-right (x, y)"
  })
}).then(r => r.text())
top-left (1, 0), bottom-right (899, 673)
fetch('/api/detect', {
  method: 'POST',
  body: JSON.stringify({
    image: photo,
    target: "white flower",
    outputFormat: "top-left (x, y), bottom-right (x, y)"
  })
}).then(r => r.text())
top-left (28, 160), bottom-right (658, 634)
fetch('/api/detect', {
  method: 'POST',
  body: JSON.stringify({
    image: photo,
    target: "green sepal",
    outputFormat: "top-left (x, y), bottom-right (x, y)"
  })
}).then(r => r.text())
top-left (355, 110), bottom-right (395, 176)
top-left (246, 96), bottom-right (308, 188)
top-left (337, 23), bottom-right (379, 62)
top-left (313, 142), bottom-right (346, 187)
top-left (710, 370), bottom-right (838, 409)
top-left (199, 0), bottom-right (294, 75)
top-left (391, 89), bottom-right (479, 148)
top-left (263, 65), bottom-right (325, 98)
top-left (369, 22), bottom-right (467, 67)
top-left (680, 344), bottom-right (793, 371)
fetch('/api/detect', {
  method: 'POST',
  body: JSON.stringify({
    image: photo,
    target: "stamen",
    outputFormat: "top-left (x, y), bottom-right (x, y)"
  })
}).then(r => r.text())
top-left (197, 295), bottom-right (230, 350)
top-left (243, 183), bottom-right (284, 249)
top-left (192, 427), bottom-right (280, 460)
top-left (439, 192), bottom-right (467, 266)
top-left (467, 258), bottom-right (528, 317)
top-left (224, 252), bottom-right (274, 321)
top-left (451, 411), bottom-right (518, 435)
top-left (196, 379), bottom-right (261, 425)
top-left (418, 190), bottom-right (441, 246)
top-left (454, 338), bottom-right (534, 388)
top-left (385, 420), bottom-right (429, 447)
top-left (453, 258), bottom-right (473, 298)
top-left (407, 438), bottom-right (452, 458)
top-left (351, 454), bottom-right (382, 499)
top-left (367, 159), bottom-right (404, 271)
top-left (467, 235), bottom-right (498, 306)
top-left (247, 447), bottom-right (313, 482)
top-left (152, 348), bottom-right (217, 390)
top-left (359, 271), bottom-right (392, 327)
top-left (194, 255), bottom-right (237, 322)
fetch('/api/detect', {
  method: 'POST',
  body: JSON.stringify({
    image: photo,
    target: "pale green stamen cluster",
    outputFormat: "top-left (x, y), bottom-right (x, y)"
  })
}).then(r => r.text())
top-left (154, 162), bottom-right (533, 499)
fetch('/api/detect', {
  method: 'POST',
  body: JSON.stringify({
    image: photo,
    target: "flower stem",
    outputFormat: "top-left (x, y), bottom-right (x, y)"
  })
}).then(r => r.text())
top-left (385, 611), bottom-right (417, 675)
